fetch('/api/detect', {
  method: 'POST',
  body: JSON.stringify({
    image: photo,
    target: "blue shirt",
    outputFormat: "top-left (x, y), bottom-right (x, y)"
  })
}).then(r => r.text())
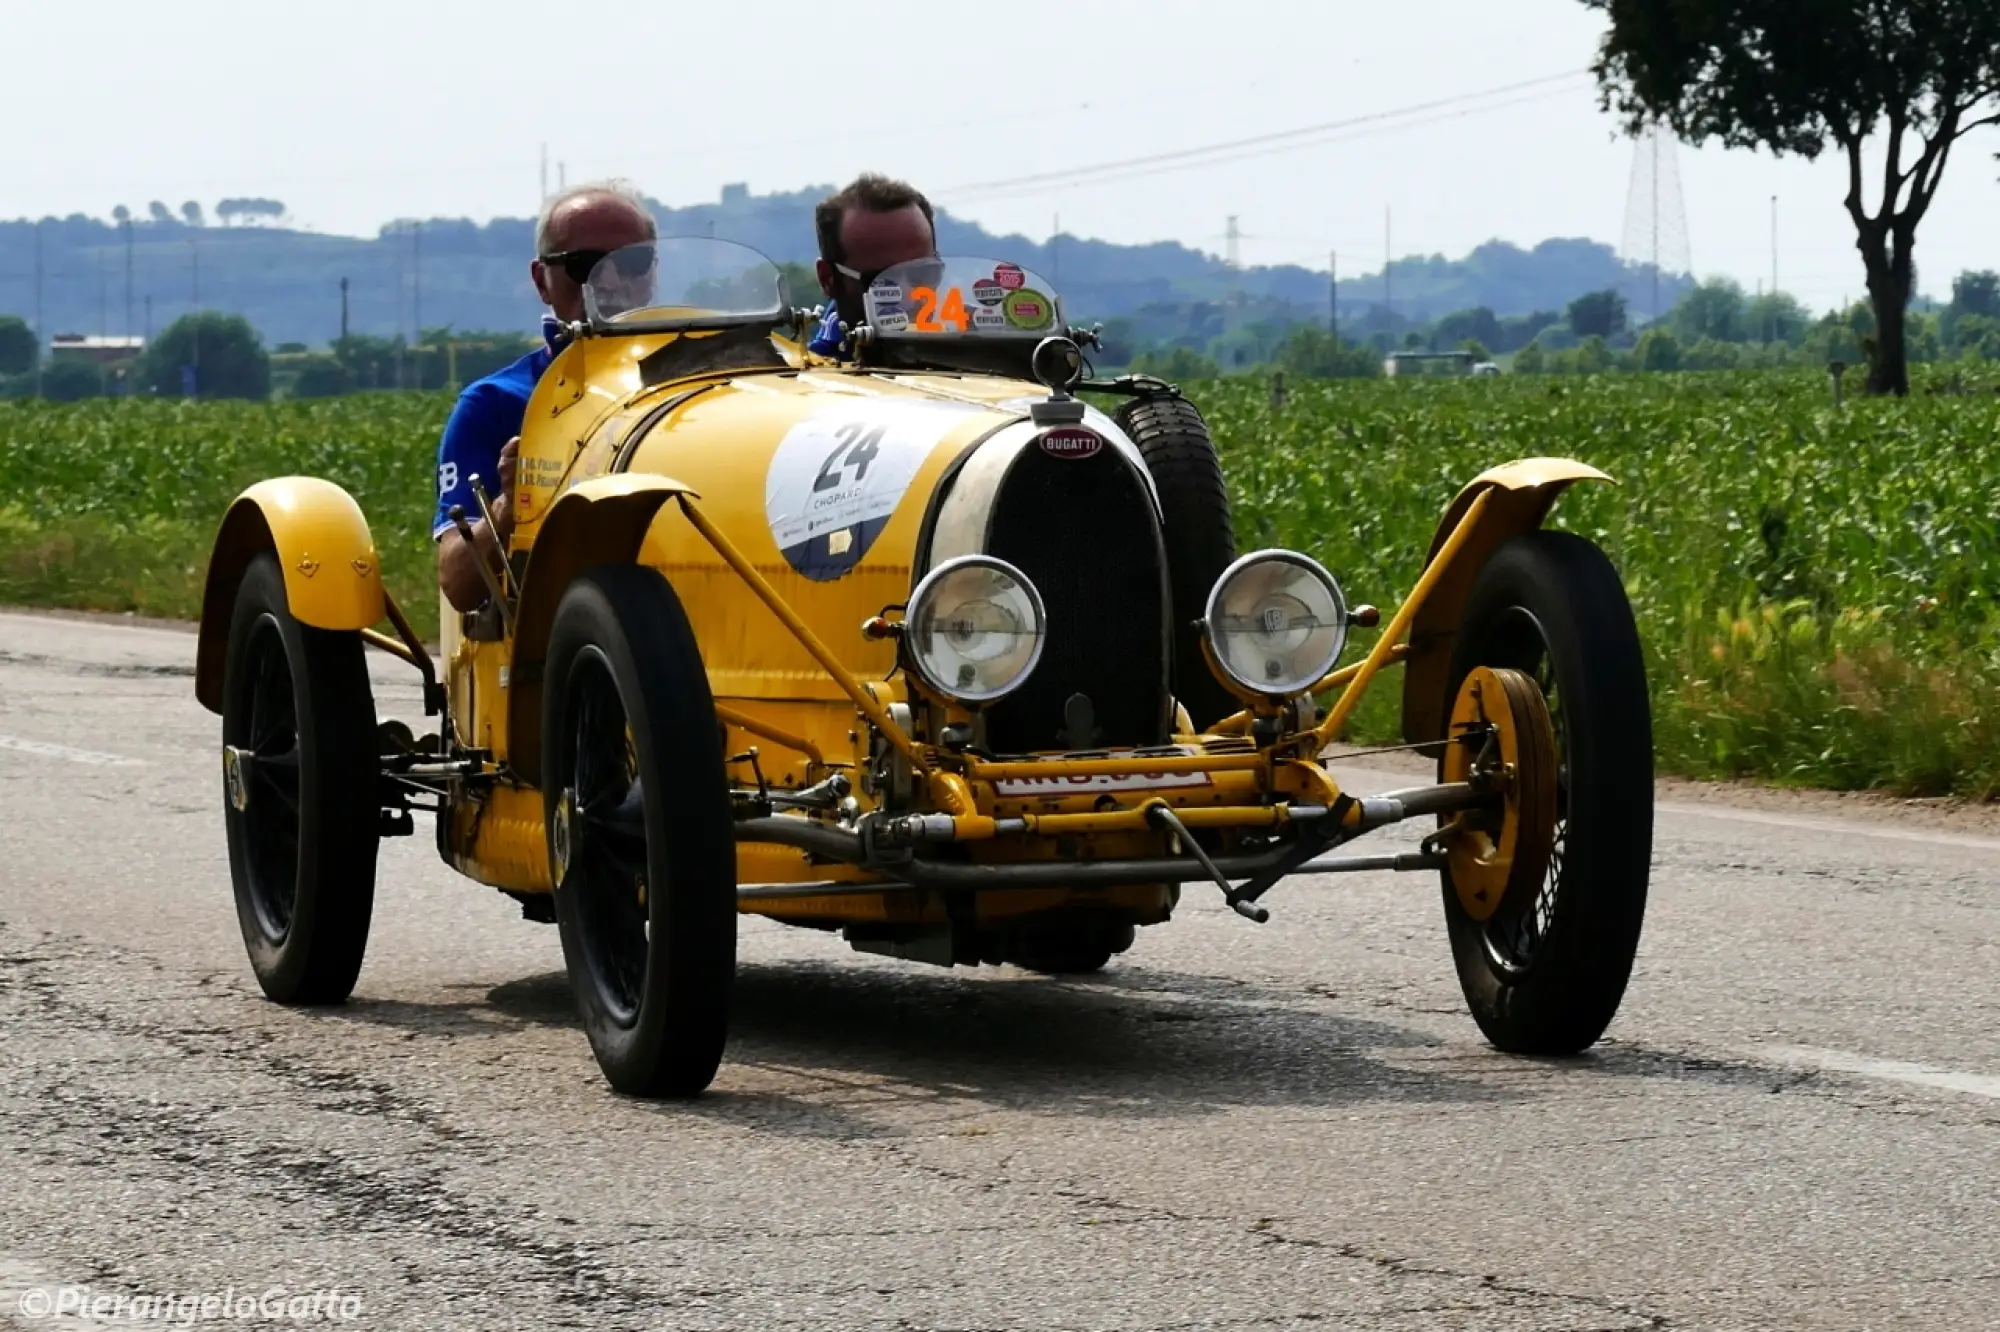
top-left (807, 303), bottom-right (848, 359)
top-left (431, 318), bottom-right (564, 539)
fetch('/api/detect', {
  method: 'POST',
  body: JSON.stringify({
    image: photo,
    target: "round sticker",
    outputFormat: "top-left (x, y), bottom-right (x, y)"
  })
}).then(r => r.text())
top-left (1002, 288), bottom-right (1054, 331)
top-left (993, 263), bottom-right (1026, 291)
top-left (972, 306), bottom-right (1007, 331)
top-left (971, 278), bottom-right (1005, 306)
top-left (764, 402), bottom-right (979, 581)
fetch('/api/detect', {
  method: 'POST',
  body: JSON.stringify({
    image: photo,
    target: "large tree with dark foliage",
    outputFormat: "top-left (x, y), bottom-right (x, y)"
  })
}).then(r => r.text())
top-left (1584, 1), bottom-right (2000, 395)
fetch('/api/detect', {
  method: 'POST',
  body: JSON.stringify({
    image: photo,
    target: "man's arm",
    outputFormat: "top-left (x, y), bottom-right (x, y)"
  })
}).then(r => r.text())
top-left (437, 435), bottom-right (518, 613)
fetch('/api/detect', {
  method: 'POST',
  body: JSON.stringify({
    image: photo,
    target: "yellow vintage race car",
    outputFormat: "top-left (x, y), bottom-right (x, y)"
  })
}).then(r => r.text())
top-left (193, 239), bottom-right (1653, 1097)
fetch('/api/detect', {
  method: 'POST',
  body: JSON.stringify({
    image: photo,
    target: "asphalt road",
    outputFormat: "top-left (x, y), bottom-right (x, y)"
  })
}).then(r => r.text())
top-left (0, 609), bottom-right (1995, 1332)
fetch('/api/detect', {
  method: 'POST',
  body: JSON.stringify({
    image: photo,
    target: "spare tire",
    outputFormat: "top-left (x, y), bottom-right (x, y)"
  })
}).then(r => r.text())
top-left (1112, 394), bottom-right (1239, 729)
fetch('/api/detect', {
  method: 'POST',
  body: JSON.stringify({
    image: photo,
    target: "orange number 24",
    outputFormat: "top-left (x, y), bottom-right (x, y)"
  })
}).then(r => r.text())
top-left (910, 286), bottom-right (971, 333)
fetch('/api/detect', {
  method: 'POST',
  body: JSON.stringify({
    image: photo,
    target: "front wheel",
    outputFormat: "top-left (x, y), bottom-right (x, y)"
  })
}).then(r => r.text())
top-left (1441, 531), bottom-right (1652, 1055)
top-left (543, 565), bottom-right (736, 1097)
top-left (221, 553), bottom-right (380, 1003)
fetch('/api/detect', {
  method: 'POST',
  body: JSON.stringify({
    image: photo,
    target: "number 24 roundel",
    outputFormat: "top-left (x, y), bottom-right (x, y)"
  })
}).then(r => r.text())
top-left (763, 401), bottom-right (978, 581)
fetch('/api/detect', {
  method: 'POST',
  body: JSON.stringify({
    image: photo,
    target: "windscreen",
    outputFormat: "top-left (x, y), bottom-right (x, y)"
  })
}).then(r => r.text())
top-left (862, 257), bottom-right (1062, 338)
top-left (584, 237), bottom-right (788, 325)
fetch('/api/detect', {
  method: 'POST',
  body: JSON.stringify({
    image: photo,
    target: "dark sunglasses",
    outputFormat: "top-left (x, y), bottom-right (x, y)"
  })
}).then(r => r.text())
top-left (541, 244), bottom-right (655, 285)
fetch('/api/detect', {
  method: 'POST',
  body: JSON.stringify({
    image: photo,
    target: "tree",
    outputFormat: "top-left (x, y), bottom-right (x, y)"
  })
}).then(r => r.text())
top-left (1567, 289), bottom-right (1627, 339)
top-left (1670, 278), bottom-right (1748, 342)
top-left (1586, 1), bottom-right (2000, 396)
top-left (1433, 306), bottom-right (1502, 351)
top-left (112, 204), bottom-right (131, 225)
top-left (1635, 327), bottom-right (1683, 371)
top-left (1273, 323), bottom-right (1379, 378)
top-left (148, 201), bottom-right (174, 225)
top-left (1951, 269), bottom-right (2000, 318)
top-left (1745, 291), bottom-right (1810, 344)
top-left (290, 357), bottom-right (355, 398)
top-left (1513, 340), bottom-right (1547, 374)
top-left (180, 200), bottom-right (204, 228)
top-left (141, 312), bottom-right (271, 400)
top-left (0, 315), bottom-right (37, 377)
top-left (40, 358), bottom-right (105, 402)
top-left (1131, 344), bottom-right (1222, 381)
top-left (1458, 337), bottom-right (1494, 363)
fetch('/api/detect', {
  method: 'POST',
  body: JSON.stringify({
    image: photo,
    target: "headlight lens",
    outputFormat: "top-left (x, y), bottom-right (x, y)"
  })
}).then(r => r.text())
top-left (907, 556), bottom-right (1047, 703)
top-left (1203, 550), bottom-right (1348, 696)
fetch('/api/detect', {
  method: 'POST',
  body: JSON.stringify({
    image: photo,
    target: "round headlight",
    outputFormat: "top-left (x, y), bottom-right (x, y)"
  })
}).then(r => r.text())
top-left (1203, 550), bottom-right (1348, 697)
top-left (907, 556), bottom-right (1047, 703)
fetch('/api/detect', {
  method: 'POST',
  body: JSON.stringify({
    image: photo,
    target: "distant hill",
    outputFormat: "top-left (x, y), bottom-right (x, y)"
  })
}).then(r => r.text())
top-left (0, 183), bottom-right (1690, 348)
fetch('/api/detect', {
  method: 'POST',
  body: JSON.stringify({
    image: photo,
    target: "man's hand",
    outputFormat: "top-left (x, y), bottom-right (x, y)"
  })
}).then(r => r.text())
top-left (489, 436), bottom-right (520, 542)
top-left (439, 436), bottom-right (522, 614)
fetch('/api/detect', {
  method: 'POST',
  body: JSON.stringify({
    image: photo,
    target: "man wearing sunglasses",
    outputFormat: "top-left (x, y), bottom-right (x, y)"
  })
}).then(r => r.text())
top-left (434, 180), bottom-right (656, 612)
top-left (807, 173), bottom-right (940, 358)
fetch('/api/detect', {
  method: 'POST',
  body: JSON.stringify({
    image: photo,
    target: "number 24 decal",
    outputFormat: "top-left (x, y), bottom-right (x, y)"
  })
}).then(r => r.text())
top-left (909, 286), bottom-right (970, 333)
top-left (813, 422), bottom-right (886, 492)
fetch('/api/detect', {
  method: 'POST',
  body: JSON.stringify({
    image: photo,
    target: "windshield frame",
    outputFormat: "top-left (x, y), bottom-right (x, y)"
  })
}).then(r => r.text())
top-left (577, 236), bottom-right (804, 338)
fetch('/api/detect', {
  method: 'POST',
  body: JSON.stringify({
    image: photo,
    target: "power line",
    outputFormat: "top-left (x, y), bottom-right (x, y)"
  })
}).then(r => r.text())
top-left (939, 71), bottom-right (1590, 204)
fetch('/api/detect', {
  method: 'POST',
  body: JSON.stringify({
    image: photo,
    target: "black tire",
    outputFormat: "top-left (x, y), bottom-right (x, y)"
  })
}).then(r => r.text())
top-left (221, 553), bottom-right (379, 1004)
top-left (1112, 395), bottom-right (1238, 729)
top-left (542, 565), bottom-right (736, 1097)
top-left (1441, 531), bottom-right (1652, 1055)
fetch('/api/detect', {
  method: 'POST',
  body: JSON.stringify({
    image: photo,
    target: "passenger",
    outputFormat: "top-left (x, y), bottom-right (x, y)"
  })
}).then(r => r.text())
top-left (807, 173), bottom-right (941, 358)
top-left (434, 179), bottom-right (656, 612)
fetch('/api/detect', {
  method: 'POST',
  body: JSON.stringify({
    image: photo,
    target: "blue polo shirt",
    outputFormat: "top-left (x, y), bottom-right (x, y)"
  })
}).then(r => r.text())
top-left (431, 318), bottom-right (564, 539)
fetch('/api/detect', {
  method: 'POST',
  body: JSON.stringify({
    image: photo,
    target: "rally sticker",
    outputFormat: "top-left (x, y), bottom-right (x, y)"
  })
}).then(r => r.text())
top-left (765, 401), bottom-right (980, 581)
top-left (971, 277), bottom-right (1005, 306)
top-left (1003, 289), bottom-right (1053, 330)
top-left (993, 263), bottom-right (1026, 291)
top-left (972, 305), bottom-right (1007, 331)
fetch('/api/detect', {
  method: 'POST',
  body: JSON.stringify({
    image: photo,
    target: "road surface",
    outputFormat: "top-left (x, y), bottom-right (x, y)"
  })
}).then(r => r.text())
top-left (0, 610), bottom-right (1995, 1331)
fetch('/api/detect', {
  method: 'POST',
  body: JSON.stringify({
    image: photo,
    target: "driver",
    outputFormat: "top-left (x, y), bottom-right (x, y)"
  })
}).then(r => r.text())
top-left (807, 173), bottom-right (940, 358)
top-left (434, 180), bottom-right (656, 612)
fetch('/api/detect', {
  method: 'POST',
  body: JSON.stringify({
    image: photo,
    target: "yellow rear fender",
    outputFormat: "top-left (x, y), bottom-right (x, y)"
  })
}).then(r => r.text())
top-left (1399, 458), bottom-right (1614, 745)
top-left (194, 478), bottom-right (386, 714)
top-left (507, 474), bottom-right (702, 786)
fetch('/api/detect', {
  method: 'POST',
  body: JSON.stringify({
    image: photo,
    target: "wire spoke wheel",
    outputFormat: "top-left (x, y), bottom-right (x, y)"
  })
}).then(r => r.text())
top-left (220, 553), bottom-right (379, 1005)
top-left (557, 649), bottom-right (651, 1027)
top-left (544, 565), bottom-right (736, 1098)
top-left (1440, 531), bottom-right (1652, 1056)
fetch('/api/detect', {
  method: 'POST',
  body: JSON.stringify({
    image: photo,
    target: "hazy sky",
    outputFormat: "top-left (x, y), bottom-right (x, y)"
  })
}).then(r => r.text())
top-left (9, 0), bottom-right (1999, 312)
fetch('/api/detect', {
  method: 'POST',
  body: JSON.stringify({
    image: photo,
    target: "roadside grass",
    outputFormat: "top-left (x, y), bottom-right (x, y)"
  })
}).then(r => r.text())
top-left (3, 368), bottom-right (1997, 797)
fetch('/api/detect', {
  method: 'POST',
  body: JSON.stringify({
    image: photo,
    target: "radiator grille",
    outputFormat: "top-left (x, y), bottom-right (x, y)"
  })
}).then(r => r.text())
top-left (982, 447), bottom-right (1170, 755)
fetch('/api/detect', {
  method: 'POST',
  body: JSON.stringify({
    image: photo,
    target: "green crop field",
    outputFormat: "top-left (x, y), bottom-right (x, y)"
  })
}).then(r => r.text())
top-left (3, 368), bottom-right (1997, 796)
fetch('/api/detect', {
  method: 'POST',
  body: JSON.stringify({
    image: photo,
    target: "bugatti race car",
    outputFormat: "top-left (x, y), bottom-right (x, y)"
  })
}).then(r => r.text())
top-left (194, 238), bottom-right (1652, 1096)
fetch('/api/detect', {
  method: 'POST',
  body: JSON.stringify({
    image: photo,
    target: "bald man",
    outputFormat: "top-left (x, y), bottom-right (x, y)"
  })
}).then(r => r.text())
top-left (434, 180), bottom-right (656, 612)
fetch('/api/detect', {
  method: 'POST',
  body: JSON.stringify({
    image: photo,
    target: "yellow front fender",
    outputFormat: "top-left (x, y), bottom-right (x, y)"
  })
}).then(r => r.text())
top-left (507, 473), bottom-right (701, 786)
top-left (1399, 458), bottom-right (1613, 745)
top-left (193, 478), bottom-right (386, 713)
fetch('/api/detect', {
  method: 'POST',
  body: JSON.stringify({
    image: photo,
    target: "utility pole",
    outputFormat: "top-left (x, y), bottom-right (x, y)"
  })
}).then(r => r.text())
top-left (339, 276), bottom-right (350, 342)
top-left (98, 250), bottom-right (108, 337)
top-left (1384, 206), bottom-right (1393, 344)
top-left (1050, 212), bottom-right (1061, 287)
top-left (1329, 250), bottom-right (1338, 343)
top-left (540, 142), bottom-right (549, 204)
top-left (413, 221), bottom-right (423, 347)
top-left (1224, 215), bottom-right (1241, 328)
top-left (1770, 193), bottom-right (1779, 304)
top-left (32, 220), bottom-right (43, 398)
top-left (123, 217), bottom-right (134, 337)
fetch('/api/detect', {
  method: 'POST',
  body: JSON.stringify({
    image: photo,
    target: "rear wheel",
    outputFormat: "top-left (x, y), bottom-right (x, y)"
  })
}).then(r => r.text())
top-left (221, 553), bottom-right (379, 1003)
top-left (543, 566), bottom-right (736, 1097)
top-left (1112, 394), bottom-right (1238, 729)
top-left (1441, 531), bottom-right (1652, 1054)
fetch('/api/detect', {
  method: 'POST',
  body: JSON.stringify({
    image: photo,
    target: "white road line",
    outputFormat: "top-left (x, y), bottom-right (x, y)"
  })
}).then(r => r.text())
top-left (0, 736), bottom-right (141, 768)
top-left (1657, 800), bottom-right (2000, 853)
top-left (1757, 1045), bottom-right (2000, 1102)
